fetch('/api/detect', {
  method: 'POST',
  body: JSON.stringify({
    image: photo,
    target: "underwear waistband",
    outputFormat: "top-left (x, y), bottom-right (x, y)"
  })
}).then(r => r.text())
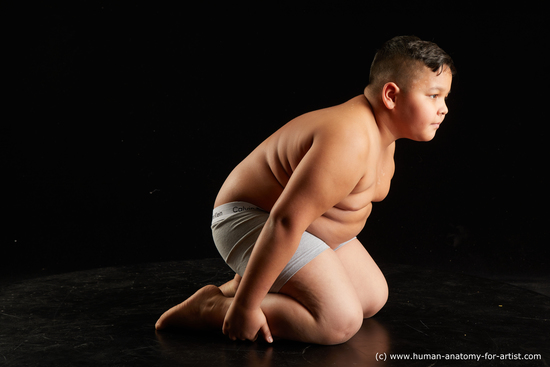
top-left (212, 201), bottom-right (265, 225)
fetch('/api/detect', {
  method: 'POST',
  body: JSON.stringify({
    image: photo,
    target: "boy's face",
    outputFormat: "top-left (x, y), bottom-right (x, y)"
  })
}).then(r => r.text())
top-left (396, 65), bottom-right (453, 141)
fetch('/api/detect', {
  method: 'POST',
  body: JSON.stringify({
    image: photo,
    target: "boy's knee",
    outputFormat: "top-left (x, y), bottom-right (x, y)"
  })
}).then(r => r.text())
top-left (364, 281), bottom-right (389, 318)
top-left (317, 304), bottom-right (364, 345)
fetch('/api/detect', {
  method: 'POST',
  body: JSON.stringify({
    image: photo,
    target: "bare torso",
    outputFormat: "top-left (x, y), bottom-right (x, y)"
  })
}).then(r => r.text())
top-left (215, 95), bottom-right (395, 247)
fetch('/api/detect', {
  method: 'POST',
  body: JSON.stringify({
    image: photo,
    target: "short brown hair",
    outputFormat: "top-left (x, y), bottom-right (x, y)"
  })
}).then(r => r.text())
top-left (369, 35), bottom-right (456, 91)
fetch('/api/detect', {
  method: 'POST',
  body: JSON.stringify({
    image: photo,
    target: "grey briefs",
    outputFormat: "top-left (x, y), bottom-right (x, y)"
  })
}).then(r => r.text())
top-left (211, 201), bottom-right (355, 293)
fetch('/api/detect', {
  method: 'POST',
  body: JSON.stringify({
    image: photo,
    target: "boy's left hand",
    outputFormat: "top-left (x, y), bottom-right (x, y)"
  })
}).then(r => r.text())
top-left (222, 302), bottom-right (273, 343)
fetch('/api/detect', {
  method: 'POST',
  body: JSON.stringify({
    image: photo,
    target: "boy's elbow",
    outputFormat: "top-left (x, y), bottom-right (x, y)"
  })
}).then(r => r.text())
top-left (266, 212), bottom-right (307, 239)
top-left (268, 213), bottom-right (292, 229)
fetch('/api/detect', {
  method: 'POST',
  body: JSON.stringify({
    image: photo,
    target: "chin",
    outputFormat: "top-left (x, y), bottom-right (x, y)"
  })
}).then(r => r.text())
top-left (411, 134), bottom-right (436, 142)
top-left (424, 134), bottom-right (437, 142)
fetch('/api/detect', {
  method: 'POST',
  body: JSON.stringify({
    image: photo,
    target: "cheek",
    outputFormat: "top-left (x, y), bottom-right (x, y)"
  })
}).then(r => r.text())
top-left (399, 95), bottom-right (434, 126)
top-left (401, 98), bottom-right (422, 119)
top-left (406, 101), bottom-right (430, 123)
top-left (415, 103), bottom-right (436, 123)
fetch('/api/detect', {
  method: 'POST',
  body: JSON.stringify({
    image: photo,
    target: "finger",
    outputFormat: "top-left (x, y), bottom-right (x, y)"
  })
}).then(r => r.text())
top-left (260, 323), bottom-right (273, 343)
top-left (222, 326), bottom-right (235, 340)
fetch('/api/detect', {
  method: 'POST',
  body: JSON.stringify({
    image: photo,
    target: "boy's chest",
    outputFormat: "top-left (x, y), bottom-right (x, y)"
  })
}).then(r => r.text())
top-left (371, 159), bottom-right (394, 202)
top-left (352, 154), bottom-right (395, 204)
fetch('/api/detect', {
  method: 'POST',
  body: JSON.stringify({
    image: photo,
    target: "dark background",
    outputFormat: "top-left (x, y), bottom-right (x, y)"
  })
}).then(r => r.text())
top-left (6, 2), bottom-right (548, 279)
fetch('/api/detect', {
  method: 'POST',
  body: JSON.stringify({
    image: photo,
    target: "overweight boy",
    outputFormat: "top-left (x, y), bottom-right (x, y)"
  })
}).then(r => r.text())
top-left (155, 35), bottom-right (455, 345)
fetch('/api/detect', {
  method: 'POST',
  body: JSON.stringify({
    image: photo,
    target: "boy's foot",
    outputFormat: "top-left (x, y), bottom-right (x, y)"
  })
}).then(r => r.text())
top-left (219, 274), bottom-right (241, 297)
top-left (155, 285), bottom-right (227, 331)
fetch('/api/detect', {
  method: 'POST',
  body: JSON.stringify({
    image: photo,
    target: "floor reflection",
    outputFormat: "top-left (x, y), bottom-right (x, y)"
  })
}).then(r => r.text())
top-left (301, 318), bottom-right (390, 367)
top-left (156, 317), bottom-right (390, 367)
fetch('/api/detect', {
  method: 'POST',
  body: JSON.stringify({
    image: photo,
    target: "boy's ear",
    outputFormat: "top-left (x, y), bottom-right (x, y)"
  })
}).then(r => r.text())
top-left (382, 82), bottom-right (400, 110)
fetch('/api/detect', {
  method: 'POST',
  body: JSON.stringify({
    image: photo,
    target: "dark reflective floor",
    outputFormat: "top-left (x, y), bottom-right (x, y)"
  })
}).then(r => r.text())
top-left (1, 259), bottom-right (548, 366)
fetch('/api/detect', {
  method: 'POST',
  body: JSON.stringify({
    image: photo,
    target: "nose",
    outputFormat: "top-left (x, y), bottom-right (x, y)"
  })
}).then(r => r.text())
top-left (440, 101), bottom-right (448, 117)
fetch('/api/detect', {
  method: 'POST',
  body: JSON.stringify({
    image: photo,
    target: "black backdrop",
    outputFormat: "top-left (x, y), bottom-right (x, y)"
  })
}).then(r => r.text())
top-left (7, 2), bottom-right (548, 278)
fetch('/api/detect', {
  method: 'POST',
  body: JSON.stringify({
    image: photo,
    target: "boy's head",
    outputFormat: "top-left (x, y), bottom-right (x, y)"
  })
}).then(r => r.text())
top-left (368, 35), bottom-right (455, 93)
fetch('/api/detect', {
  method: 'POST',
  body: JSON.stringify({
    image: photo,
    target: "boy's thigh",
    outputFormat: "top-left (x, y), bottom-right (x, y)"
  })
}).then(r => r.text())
top-left (335, 238), bottom-right (388, 317)
top-left (278, 247), bottom-right (362, 319)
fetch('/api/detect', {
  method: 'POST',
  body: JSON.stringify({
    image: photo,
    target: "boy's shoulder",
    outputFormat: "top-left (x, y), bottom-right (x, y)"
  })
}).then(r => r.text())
top-left (272, 95), bottom-right (379, 160)
top-left (312, 96), bottom-right (379, 146)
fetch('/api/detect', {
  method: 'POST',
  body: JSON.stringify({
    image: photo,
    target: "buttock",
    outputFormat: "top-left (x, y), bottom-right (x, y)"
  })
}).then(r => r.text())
top-left (211, 201), bottom-right (355, 292)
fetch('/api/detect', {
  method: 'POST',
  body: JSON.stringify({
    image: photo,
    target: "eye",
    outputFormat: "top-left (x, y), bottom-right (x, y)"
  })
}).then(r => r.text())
top-left (429, 94), bottom-right (438, 99)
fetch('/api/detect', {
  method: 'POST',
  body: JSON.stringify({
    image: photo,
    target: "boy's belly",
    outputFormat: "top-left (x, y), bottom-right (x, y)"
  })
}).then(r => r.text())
top-left (215, 159), bottom-right (375, 246)
top-left (307, 204), bottom-right (372, 248)
top-left (216, 172), bottom-right (373, 247)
